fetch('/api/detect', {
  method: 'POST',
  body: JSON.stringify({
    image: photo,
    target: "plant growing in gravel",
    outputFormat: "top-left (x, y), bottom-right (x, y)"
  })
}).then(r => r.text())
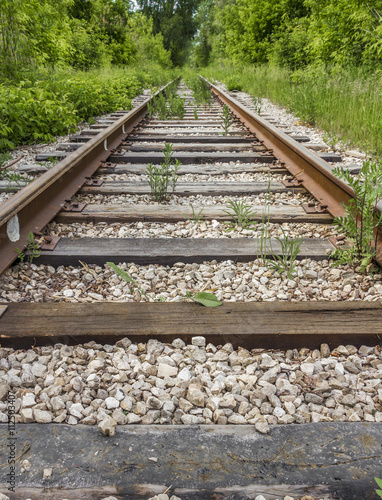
top-left (185, 76), bottom-right (212, 106)
top-left (265, 228), bottom-right (303, 279)
top-left (107, 262), bottom-right (164, 302)
top-left (223, 198), bottom-right (257, 230)
top-left (193, 108), bottom-right (199, 120)
top-left (221, 105), bottom-right (234, 136)
top-left (375, 478), bottom-right (382, 498)
top-left (186, 203), bottom-right (205, 223)
top-left (15, 231), bottom-right (41, 266)
top-left (323, 132), bottom-right (339, 151)
top-left (2, 170), bottom-right (27, 190)
top-left (107, 262), bottom-right (222, 307)
top-left (252, 96), bottom-right (263, 114)
top-left (185, 291), bottom-right (222, 307)
top-left (167, 93), bottom-right (186, 119)
top-left (257, 180), bottom-right (302, 278)
top-left (146, 142), bottom-right (181, 202)
top-left (331, 160), bottom-right (382, 270)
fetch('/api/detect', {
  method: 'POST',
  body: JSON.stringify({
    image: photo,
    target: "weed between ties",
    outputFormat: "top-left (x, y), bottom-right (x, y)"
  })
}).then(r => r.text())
top-left (146, 142), bottom-right (181, 202)
top-left (107, 262), bottom-right (222, 307)
top-left (221, 105), bottom-right (234, 135)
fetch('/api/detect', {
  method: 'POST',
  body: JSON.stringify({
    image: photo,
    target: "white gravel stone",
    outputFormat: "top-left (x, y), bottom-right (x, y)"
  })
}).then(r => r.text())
top-left (98, 417), bottom-right (117, 436)
top-left (33, 409), bottom-right (52, 423)
top-left (191, 336), bottom-right (206, 347)
top-left (105, 397), bottom-right (119, 410)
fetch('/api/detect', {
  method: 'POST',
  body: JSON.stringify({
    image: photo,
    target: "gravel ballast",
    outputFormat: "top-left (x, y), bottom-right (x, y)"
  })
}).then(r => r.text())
top-left (1, 337), bottom-right (382, 431)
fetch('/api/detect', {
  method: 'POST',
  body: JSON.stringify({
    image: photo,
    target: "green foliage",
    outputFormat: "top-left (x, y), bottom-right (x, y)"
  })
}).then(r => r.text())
top-left (187, 291), bottom-right (223, 307)
top-left (375, 477), bottom-right (382, 498)
top-left (221, 105), bottom-right (234, 135)
top-left (193, 0), bottom-right (382, 70)
top-left (15, 232), bottom-right (41, 266)
top-left (137, 0), bottom-right (201, 66)
top-left (226, 77), bottom-right (243, 91)
top-left (146, 143), bottom-right (181, 202)
top-left (184, 74), bottom-right (212, 106)
top-left (223, 199), bottom-right (257, 230)
top-left (331, 161), bottom-right (382, 270)
top-left (168, 93), bottom-right (186, 120)
top-left (201, 63), bottom-right (382, 156)
top-left (149, 85), bottom-right (186, 120)
top-left (252, 96), bottom-right (263, 115)
top-left (193, 108), bottom-right (199, 120)
top-left (0, 1), bottom-right (172, 79)
top-left (0, 67), bottom-right (175, 152)
top-left (186, 203), bottom-right (205, 223)
top-left (265, 228), bottom-right (303, 279)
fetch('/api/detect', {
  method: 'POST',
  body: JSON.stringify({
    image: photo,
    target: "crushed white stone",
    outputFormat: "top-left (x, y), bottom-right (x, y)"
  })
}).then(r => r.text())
top-left (73, 191), bottom-right (313, 207)
top-left (47, 220), bottom-right (338, 240)
top-left (1, 337), bottom-right (381, 432)
top-left (1, 259), bottom-right (381, 304)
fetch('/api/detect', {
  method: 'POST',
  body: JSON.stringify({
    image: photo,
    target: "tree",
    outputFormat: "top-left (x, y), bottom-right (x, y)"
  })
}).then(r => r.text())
top-left (136, 0), bottom-right (201, 65)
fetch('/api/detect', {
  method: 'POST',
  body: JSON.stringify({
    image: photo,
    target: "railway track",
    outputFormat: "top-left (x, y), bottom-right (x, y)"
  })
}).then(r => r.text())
top-left (1, 78), bottom-right (382, 500)
top-left (1, 77), bottom-right (382, 346)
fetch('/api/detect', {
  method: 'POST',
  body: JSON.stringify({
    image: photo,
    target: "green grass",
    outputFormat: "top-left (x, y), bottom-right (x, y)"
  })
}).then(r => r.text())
top-left (200, 61), bottom-right (382, 157)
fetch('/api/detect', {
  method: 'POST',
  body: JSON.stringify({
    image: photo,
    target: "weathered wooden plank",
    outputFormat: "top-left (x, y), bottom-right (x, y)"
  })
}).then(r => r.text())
top-left (56, 203), bottom-right (333, 224)
top-left (126, 135), bottom-right (256, 143)
top-left (1, 301), bottom-right (382, 348)
top-left (317, 152), bottom-right (342, 162)
top-left (0, 423), bottom-right (381, 499)
top-left (133, 129), bottom-right (248, 136)
top-left (97, 164), bottom-right (286, 175)
top-left (80, 181), bottom-right (302, 196)
top-left (139, 123), bottom-right (231, 128)
top-left (33, 237), bottom-right (333, 267)
top-left (108, 152), bottom-right (276, 164)
top-left (18, 164), bottom-right (49, 175)
top-left (0, 180), bottom-right (27, 193)
top-left (148, 120), bottom-right (233, 125)
top-left (121, 143), bottom-right (265, 152)
top-left (35, 151), bottom-right (68, 161)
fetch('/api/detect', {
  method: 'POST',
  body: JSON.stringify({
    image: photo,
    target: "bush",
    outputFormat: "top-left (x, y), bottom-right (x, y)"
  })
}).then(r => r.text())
top-left (0, 66), bottom-right (176, 151)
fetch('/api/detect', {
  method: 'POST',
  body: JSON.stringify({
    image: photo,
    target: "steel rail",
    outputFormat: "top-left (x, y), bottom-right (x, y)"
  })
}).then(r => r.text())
top-left (0, 77), bottom-right (179, 274)
top-left (201, 76), bottom-right (382, 266)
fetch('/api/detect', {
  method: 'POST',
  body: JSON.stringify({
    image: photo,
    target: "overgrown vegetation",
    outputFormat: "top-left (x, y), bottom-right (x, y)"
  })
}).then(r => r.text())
top-left (201, 63), bottom-right (382, 156)
top-left (0, 67), bottom-right (175, 152)
top-left (183, 73), bottom-right (212, 106)
top-left (331, 161), bottom-right (382, 270)
top-left (190, 0), bottom-right (382, 156)
top-left (146, 143), bottom-right (181, 202)
top-left (221, 105), bottom-right (234, 136)
top-left (148, 82), bottom-right (185, 120)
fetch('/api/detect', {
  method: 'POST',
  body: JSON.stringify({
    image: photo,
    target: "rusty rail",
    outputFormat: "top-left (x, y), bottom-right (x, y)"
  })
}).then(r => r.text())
top-left (201, 76), bottom-right (382, 266)
top-left (0, 78), bottom-right (179, 274)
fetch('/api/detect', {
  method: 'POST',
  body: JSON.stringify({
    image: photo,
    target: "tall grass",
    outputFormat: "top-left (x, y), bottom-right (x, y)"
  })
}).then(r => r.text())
top-left (202, 61), bottom-right (382, 156)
